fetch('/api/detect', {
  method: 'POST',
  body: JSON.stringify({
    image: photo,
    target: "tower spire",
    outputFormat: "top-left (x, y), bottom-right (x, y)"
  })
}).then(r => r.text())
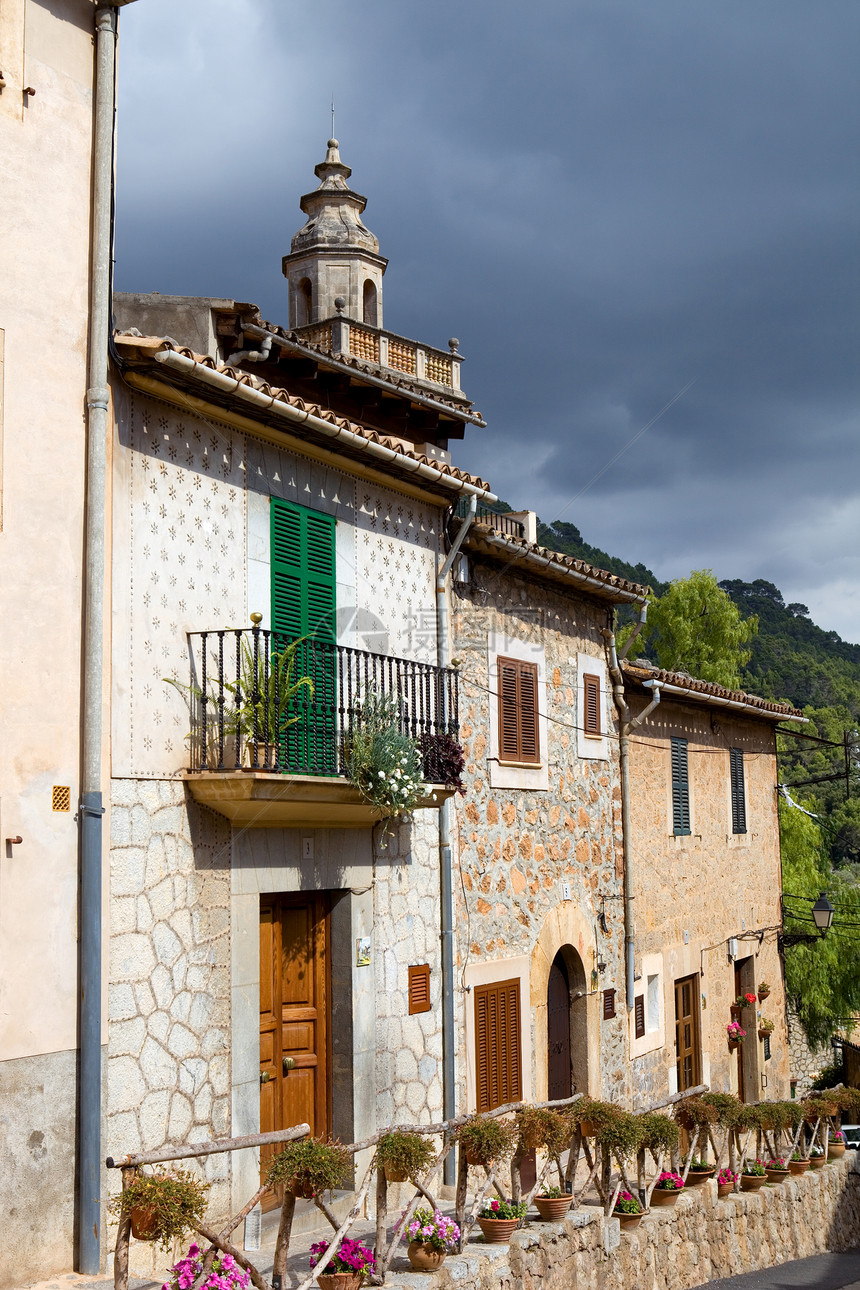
top-left (282, 138), bottom-right (388, 329)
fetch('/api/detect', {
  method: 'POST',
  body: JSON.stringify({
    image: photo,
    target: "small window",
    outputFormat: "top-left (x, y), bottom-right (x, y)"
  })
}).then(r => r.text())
top-left (671, 737), bottom-right (691, 835)
top-left (475, 978), bottom-right (522, 1113)
top-left (646, 973), bottom-right (660, 1031)
top-left (730, 747), bottom-right (746, 834)
top-left (583, 673), bottom-right (601, 736)
top-left (634, 995), bottom-right (645, 1038)
top-left (408, 964), bottom-right (431, 1014)
top-left (763, 1034), bottom-right (771, 1062)
top-left (362, 279), bottom-right (378, 326)
top-left (295, 277), bottom-right (313, 327)
top-left (497, 656), bottom-right (540, 764)
top-left (602, 988), bottom-right (616, 1020)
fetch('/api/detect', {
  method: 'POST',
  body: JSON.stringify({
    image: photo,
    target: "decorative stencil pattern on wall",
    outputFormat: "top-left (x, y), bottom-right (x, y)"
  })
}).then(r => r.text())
top-left (124, 396), bottom-right (247, 778)
top-left (355, 489), bottom-right (440, 662)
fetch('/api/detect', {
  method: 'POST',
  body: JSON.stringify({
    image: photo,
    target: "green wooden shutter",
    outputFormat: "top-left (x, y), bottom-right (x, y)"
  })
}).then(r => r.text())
top-left (730, 747), bottom-right (746, 834)
top-left (671, 737), bottom-right (690, 835)
top-left (270, 498), bottom-right (337, 774)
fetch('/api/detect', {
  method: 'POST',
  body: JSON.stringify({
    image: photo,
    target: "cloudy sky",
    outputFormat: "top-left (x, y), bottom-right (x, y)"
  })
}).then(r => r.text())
top-left (115, 1), bottom-right (860, 641)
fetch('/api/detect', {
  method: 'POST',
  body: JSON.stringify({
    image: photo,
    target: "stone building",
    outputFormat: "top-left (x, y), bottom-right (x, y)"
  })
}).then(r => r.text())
top-left (448, 513), bottom-right (650, 1114)
top-left (620, 659), bottom-right (804, 1105)
top-left (105, 138), bottom-right (493, 1259)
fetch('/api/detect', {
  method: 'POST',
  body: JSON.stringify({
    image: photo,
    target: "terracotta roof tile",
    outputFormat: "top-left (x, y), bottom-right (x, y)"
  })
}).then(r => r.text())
top-left (465, 522), bottom-right (651, 603)
top-left (622, 660), bottom-right (804, 719)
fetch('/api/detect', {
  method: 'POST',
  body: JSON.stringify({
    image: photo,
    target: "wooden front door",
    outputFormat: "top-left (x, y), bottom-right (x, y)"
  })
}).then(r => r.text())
top-left (259, 893), bottom-right (329, 1208)
top-left (674, 974), bottom-right (701, 1092)
top-left (547, 953), bottom-right (572, 1101)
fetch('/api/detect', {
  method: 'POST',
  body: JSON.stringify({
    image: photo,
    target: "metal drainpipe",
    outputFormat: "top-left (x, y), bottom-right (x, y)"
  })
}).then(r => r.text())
top-left (603, 621), bottom-right (661, 1012)
top-left (78, 5), bottom-right (118, 1273)
top-left (437, 495), bottom-right (476, 1185)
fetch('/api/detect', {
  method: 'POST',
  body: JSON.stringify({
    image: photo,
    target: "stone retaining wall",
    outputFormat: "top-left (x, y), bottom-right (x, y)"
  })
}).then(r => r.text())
top-left (388, 1156), bottom-right (860, 1290)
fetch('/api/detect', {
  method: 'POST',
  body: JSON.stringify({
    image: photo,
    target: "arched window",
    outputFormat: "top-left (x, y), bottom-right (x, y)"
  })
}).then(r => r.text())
top-left (362, 279), bottom-right (378, 327)
top-left (295, 278), bottom-right (312, 327)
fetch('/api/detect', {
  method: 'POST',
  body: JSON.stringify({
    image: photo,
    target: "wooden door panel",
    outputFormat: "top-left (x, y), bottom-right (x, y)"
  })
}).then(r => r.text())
top-left (260, 893), bottom-right (329, 1209)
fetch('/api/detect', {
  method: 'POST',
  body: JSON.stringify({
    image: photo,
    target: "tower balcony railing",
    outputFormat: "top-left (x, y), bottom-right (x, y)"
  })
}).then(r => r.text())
top-left (184, 624), bottom-right (459, 783)
top-left (293, 317), bottom-right (462, 392)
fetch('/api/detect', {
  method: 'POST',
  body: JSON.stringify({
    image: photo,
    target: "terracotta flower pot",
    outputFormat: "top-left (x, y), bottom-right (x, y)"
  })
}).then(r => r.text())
top-left (616, 1212), bottom-right (643, 1229)
top-left (765, 1168), bottom-right (789, 1183)
top-left (717, 1183), bottom-right (734, 1198)
top-left (685, 1169), bottom-right (715, 1187)
top-left (758, 1029), bottom-right (774, 1041)
top-left (290, 1178), bottom-right (316, 1200)
top-left (649, 1188), bottom-right (679, 1207)
top-left (477, 1216), bottom-right (521, 1243)
top-left (809, 1155), bottom-right (826, 1169)
top-left (740, 1174), bottom-right (767, 1191)
top-left (534, 1195), bottom-right (572, 1221)
top-left (317, 1275), bottom-right (364, 1290)
top-left (758, 987), bottom-right (771, 1001)
top-left (828, 1143), bottom-right (846, 1158)
top-left (384, 1165), bottom-right (408, 1183)
top-left (407, 1242), bottom-right (446, 1271)
top-left (129, 1206), bottom-right (159, 1241)
top-left (788, 1160), bottom-right (810, 1176)
top-left (466, 1148), bottom-right (490, 1168)
top-left (578, 1119), bottom-right (596, 1138)
top-left (730, 1005), bottom-right (743, 1020)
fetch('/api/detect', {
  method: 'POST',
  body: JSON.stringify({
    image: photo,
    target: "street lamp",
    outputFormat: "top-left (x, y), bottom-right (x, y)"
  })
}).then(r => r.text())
top-left (811, 892), bottom-right (835, 935)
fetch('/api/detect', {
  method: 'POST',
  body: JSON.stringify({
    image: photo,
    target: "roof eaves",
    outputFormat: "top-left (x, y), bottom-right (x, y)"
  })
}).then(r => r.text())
top-left (621, 662), bottom-right (806, 722)
top-left (465, 524), bottom-right (650, 604)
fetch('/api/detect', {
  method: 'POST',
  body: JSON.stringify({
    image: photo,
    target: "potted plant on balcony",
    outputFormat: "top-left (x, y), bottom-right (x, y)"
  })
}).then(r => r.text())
top-left (727, 1021), bottom-right (746, 1049)
top-left (376, 1131), bottom-right (436, 1184)
top-left (534, 1185), bottom-right (572, 1222)
top-left (343, 691), bottom-right (425, 828)
top-left (765, 1156), bottom-right (790, 1182)
top-left (717, 1168), bottom-right (737, 1198)
top-left (458, 1115), bottom-right (516, 1169)
top-left (740, 1159), bottom-right (768, 1191)
top-left (650, 1171), bottom-right (685, 1207)
top-left (758, 1018), bottom-right (775, 1041)
top-left (418, 730), bottom-right (466, 793)
top-left (788, 1151), bottom-right (811, 1176)
top-left (403, 1208), bottom-right (460, 1271)
top-left (266, 1137), bottom-right (350, 1199)
top-left (110, 1169), bottom-right (209, 1249)
top-left (613, 1189), bottom-right (644, 1229)
top-left (308, 1237), bottom-right (375, 1289)
top-left (757, 982), bottom-right (771, 1001)
top-left (476, 1197), bottom-right (527, 1242)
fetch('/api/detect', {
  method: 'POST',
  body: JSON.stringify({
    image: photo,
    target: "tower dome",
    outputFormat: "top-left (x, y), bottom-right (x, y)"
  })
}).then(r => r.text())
top-left (282, 139), bottom-right (388, 329)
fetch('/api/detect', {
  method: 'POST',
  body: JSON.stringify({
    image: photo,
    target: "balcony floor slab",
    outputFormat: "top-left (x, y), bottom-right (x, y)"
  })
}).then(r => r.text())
top-left (182, 771), bottom-right (453, 827)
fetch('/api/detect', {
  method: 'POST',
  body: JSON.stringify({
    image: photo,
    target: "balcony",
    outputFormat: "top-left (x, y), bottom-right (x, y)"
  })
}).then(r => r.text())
top-left (293, 317), bottom-right (462, 393)
top-left (180, 626), bottom-right (460, 827)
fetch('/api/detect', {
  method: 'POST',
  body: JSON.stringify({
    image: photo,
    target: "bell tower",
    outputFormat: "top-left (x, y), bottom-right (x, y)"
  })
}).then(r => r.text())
top-left (282, 139), bottom-right (388, 329)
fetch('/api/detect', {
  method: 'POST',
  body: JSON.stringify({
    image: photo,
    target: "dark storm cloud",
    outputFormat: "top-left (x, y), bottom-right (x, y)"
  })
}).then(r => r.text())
top-left (115, 0), bottom-right (860, 638)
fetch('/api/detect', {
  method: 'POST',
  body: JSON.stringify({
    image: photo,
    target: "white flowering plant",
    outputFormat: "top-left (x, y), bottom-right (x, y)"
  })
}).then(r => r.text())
top-left (343, 691), bottom-right (425, 822)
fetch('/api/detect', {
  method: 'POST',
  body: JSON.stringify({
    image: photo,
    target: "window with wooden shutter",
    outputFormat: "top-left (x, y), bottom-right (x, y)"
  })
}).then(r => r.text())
top-left (602, 988), bottom-right (616, 1020)
top-left (730, 747), bottom-right (746, 834)
top-left (671, 737), bottom-right (691, 836)
top-left (408, 964), bottom-right (431, 1015)
top-left (497, 657), bottom-right (540, 764)
top-left (634, 994), bottom-right (645, 1038)
top-left (474, 978), bottom-right (522, 1113)
top-left (583, 673), bottom-right (601, 736)
top-left (270, 498), bottom-right (337, 773)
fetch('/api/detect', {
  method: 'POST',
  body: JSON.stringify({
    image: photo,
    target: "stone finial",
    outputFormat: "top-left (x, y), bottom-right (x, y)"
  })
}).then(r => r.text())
top-left (448, 338), bottom-right (460, 353)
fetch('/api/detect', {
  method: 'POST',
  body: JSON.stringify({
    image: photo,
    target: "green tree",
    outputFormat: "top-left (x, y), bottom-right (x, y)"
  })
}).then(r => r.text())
top-left (636, 570), bottom-right (758, 687)
top-left (780, 798), bottom-right (860, 1047)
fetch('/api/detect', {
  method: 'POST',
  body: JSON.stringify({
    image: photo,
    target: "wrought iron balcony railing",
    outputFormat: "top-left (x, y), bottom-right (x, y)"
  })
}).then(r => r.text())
top-left (184, 625), bottom-right (459, 780)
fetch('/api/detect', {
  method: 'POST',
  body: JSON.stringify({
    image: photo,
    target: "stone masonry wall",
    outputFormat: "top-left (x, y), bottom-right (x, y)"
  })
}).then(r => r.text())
top-left (452, 564), bottom-right (627, 1104)
top-left (387, 1155), bottom-right (860, 1290)
top-left (107, 777), bottom-right (233, 1264)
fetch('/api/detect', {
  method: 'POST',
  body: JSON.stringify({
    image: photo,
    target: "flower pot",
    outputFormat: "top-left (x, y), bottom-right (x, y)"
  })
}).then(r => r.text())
top-left (758, 1029), bottom-right (774, 1041)
top-left (290, 1179), bottom-right (316, 1199)
top-left (828, 1143), bottom-right (846, 1159)
top-left (728, 1039), bottom-right (743, 1051)
top-left (578, 1120), bottom-right (596, 1138)
top-left (730, 1005), bottom-right (743, 1020)
top-left (765, 1168), bottom-right (789, 1183)
top-left (740, 1174), bottom-right (767, 1191)
top-left (317, 1275), bottom-right (364, 1290)
top-left (649, 1188), bottom-right (679, 1207)
top-left (809, 1155), bottom-right (826, 1169)
top-left (616, 1212), bottom-right (643, 1230)
top-left (788, 1160), bottom-right (810, 1176)
top-left (685, 1169), bottom-right (715, 1187)
top-left (534, 1195), bottom-right (572, 1221)
top-left (384, 1165), bottom-right (409, 1183)
top-left (129, 1206), bottom-right (159, 1241)
top-left (477, 1216), bottom-right (521, 1243)
top-left (407, 1242), bottom-right (446, 1271)
top-left (465, 1148), bottom-right (491, 1168)
top-left (757, 987), bottom-right (771, 1001)
top-left (717, 1183), bottom-right (734, 1199)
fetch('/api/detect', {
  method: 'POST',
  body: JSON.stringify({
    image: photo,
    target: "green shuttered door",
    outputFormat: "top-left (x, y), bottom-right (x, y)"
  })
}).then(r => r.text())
top-left (270, 498), bottom-right (337, 774)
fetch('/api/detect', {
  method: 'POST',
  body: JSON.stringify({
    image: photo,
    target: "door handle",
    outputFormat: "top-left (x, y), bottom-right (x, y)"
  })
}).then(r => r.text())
top-left (260, 1070), bottom-right (271, 1084)
top-left (283, 1056), bottom-right (295, 1074)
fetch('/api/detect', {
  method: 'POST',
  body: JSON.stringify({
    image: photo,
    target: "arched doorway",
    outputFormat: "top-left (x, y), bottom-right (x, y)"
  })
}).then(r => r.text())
top-left (547, 946), bottom-right (588, 1099)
